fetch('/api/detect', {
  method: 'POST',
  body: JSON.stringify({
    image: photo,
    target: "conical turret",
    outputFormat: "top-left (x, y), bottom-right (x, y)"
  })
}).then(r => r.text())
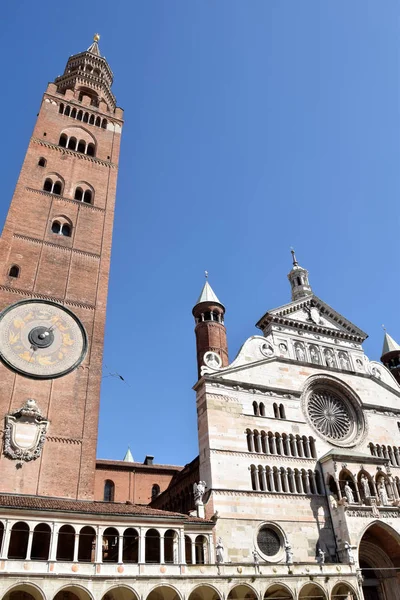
top-left (381, 331), bottom-right (400, 385)
top-left (192, 273), bottom-right (228, 379)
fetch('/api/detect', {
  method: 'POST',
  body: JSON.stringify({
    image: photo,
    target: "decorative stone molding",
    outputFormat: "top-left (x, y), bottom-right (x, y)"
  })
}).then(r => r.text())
top-left (47, 436), bottom-right (82, 445)
top-left (4, 399), bottom-right (49, 461)
top-left (0, 285), bottom-right (96, 311)
top-left (208, 379), bottom-right (300, 399)
top-left (25, 187), bottom-right (106, 212)
top-left (13, 233), bottom-right (101, 260)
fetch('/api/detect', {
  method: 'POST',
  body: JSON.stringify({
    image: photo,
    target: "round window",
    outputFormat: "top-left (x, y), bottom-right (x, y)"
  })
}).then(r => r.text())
top-left (257, 527), bottom-right (281, 557)
top-left (304, 381), bottom-right (365, 447)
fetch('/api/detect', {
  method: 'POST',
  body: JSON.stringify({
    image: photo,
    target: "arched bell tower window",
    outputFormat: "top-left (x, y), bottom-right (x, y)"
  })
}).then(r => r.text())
top-left (104, 480), bottom-right (115, 502)
top-left (51, 217), bottom-right (72, 237)
top-left (8, 265), bottom-right (20, 278)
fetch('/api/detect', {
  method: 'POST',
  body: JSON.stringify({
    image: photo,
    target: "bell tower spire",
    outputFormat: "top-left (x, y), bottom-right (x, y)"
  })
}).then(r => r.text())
top-left (381, 330), bottom-right (400, 385)
top-left (192, 273), bottom-right (229, 379)
top-left (287, 249), bottom-right (312, 301)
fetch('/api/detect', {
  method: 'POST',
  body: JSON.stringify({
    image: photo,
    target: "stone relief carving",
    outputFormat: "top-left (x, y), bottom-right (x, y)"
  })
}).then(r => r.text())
top-left (324, 349), bottom-right (336, 368)
top-left (295, 343), bottom-right (305, 361)
top-left (260, 342), bottom-right (274, 358)
top-left (377, 478), bottom-right (389, 506)
top-left (344, 482), bottom-right (355, 504)
top-left (193, 481), bottom-right (206, 506)
top-left (216, 537), bottom-right (224, 563)
top-left (309, 345), bottom-right (320, 364)
top-left (4, 399), bottom-right (49, 462)
top-left (284, 541), bottom-right (293, 565)
top-left (338, 352), bottom-right (350, 370)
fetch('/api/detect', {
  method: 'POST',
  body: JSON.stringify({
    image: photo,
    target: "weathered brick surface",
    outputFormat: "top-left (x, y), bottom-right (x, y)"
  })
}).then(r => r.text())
top-left (0, 63), bottom-right (123, 500)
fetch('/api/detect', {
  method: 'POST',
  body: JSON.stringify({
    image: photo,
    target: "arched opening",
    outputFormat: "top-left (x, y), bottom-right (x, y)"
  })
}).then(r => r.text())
top-left (8, 522), bottom-right (29, 559)
top-left (59, 103), bottom-right (64, 114)
top-left (298, 583), bottom-right (327, 599)
top-left (188, 586), bottom-right (220, 600)
top-left (253, 401), bottom-right (259, 416)
top-left (83, 113), bottom-right (89, 123)
top-left (77, 140), bottom-right (86, 154)
top-left (259, 402), bottom-right (266, 416)
top-left (185, 535), bottom-right (192, 564)
top-left (53, 586), bottom-right (93, 600)
top-left (273, 403), bottom-right (279, 418)
top-left (52, 220), bottom-right (61, 234)
top-left (86, 143), bottom-right (95, 157)
top-left (52, 181), bottom-right (62, 195)
top-left (102, 119), bottom-right (107, 129)
top-left (279, 404), bottom-right (286, 419)
top-left (95, 117), bottom-right (101, 127)
top-left (61, 223), bottom-right (71, 237)
top-left (74, 187), bottom-right (83, 201)
top-left (59, 134), bottom-right (68, 147)
top-left (102, 527), bottom-right (119, 562)
top-left (100, 588), bottom-right (138, 600)
top-left (64, 106), bottom-right (70, 117)
top-left (77, 110), bottom-right (83, 121)
top-left (67, 136), bottom-right (77, 151)
top-left (164, 529), bottom-right (178, 563)
top-left (359, 522), bottom-right (400, 600)
top-left (264, 584), bottom-right (294, 599)
top-left (43, 178), bottom-right (53, 192)
top-left (227, 585), bottom-right (257, 600)
top-left (195, 534), bottom-right (207, 564)
top-left (146, 586), bottom-right (180, 600)
top-left (83, 189), bottom-right (92, 204)
top-left (78, 526), bottom-right (96, 562)
top-left (152, 483), bottom-right (160, 499)
top-left (71, 108), bottom-right (77, 119)
top-left (123, 527), bottom-right (139, 563)
top-left (145, 528), bottom-right (160, 563)
top-left (104, 479), bottom-right (115, 501)
top-left (89, 115), bottom-right (95, 125)
top-left (339, 468), bottom-right (357, 502)
top-left (8, 265), bottom-right (20, 278)
top-left (38, 157), bottom-right (46, 167)
top-left (56, 524), bottom-right (75, 561)
top-left (3, 584), bottom-right (45, 600)
top-left (31, 523), bottom-right (51, 560)
top-left (331, 583), bottom-right (357, 600)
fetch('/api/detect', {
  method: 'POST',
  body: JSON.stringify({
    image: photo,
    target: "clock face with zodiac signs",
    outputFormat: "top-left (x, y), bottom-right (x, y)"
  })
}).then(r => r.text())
top-left (0, 300), bottom-right (87, 378)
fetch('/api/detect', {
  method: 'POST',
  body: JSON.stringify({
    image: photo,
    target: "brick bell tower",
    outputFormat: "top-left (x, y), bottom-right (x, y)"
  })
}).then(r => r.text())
top-left (192, 274), bottom-right (228, 379)
top-left (0, 35), bottom-right (123, 499)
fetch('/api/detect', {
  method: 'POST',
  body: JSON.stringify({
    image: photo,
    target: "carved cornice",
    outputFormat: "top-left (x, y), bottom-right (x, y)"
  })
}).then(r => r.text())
top-left (31, 138), bottom-right (116, 168)
top-left (13, 233), bottom-right (100, 260)
top-left (207, 379), bottom-right (301, 399)
top-left (0, 285), bottom-right (95, 311)
top-left (26, 187), bottom-right (106, 213)
top-left (211, 488), bottom-right (326, 500)
top-left (210, 448), bottom-right (316, 462)
top-left (47, 436), bottom-right (82, 445)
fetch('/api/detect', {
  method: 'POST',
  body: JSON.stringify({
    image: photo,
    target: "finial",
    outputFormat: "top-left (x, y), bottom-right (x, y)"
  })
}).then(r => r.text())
top-left (290, 247), bottom-right (298, 267)
top-left (94, 33), bottom-right (100, 42)
top-left (205, 270), bottom-right (208, 279)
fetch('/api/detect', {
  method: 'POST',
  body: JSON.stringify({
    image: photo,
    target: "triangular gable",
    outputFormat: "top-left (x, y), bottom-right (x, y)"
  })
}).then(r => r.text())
top-left (256, 294), bottom-right (367, 342)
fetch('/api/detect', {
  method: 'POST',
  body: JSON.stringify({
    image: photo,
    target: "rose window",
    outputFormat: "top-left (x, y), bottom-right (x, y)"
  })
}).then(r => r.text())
top-left (305, 384), bottom-right (364, 446)
top-left (257, 527), bottom-right (281, 557)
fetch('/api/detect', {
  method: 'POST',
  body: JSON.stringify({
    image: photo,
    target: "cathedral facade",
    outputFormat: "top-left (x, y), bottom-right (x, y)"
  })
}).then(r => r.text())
top-left (0, 37), bottom-right (399, 600)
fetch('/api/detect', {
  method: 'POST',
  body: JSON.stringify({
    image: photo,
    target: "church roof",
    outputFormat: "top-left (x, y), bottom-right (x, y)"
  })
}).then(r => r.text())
top-left (0, 494), bottom-right (211, 523)
top-left (123, 447), bottom-right (134, 462)
top-left (196, 281), bottom-right (222, 305)
top-left (382, 332), bottom-right (400, 355)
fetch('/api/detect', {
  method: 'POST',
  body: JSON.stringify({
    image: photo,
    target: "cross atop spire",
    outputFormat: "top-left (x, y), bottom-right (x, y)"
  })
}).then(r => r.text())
top-left (291, 247), bottom-right (299, 267)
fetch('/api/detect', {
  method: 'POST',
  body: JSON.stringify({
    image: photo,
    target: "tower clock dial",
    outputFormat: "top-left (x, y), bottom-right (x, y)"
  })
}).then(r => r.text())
top-left (0, 300), bottom-right (87, 378)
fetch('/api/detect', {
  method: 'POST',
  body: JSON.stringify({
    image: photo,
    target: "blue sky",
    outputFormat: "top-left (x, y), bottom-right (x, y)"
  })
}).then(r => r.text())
top-left (1, 1), bottom-right (400, 466)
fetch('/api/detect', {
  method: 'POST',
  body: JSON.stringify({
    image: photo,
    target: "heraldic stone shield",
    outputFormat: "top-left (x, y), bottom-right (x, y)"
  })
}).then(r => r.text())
top-left (4, 398), bottom-right (49, 461)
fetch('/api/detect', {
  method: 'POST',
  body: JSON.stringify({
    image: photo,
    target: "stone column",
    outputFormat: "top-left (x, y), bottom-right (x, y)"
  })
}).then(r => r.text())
top-left (255, 433), bottom-right (262, 453)
top-left (191, 539), bottom-right (196, 565)
top-left (73, 533), bottom-right (79, 562)
top-left (139, 528), bottom-right (146, 564)
top-left (297, 437), bottom-right (305, 457)
top-left (49, 524), bottom-right (60, 562)
top-left (309, 472), bottom-right (317, 495)
top-left (291, 437), bottom-right (298, 457)
top-left (310, 438), bottom-right (316, 458)
top-left (270, 435), bottom-right (277, 454)
top-left (304, 438), bottom-right (311, 458)
top-left (282, 469), bottom-right (290, 493)
top-left (268, 468), bottom-right (275, 492)
top-left (296, 472), bottom-right (303, 494)
top-left (284, 437), bottom-right (291, 456)
top-left (354, 482), bottom-right (362, 504)
top-left (1, 520), bottom-right (11, 559)
top-left (263, 435), bottom-right (270, 455)
top-left (26, 528), bottom-right (34, 560)
top-left (118, 535), bottom-right (123, 563)
top-left (179, 530), bottom-right (186, 564)
top-left (394, 448), bottom-right (400, 466)
top-left (288, 471), bottom-right (296, 493)
top-left (260, 467), bottom-right (267, 492)
top-left (95, 527), bottom-right (103, 563)
top-left (335, 475), bottom-right (343, 500)
top-left (248, 432), bottom-right (255, 453)
top-left (208, 534), bottom-right (214, 564)
top-left (275, 470), bottom-right (282, 492)
top-left (304, 472), bottom-right (311, 494)
top-left (160, 532), bottom-right (165, 564)
top-left (276, 435), bottom-right (283, 455)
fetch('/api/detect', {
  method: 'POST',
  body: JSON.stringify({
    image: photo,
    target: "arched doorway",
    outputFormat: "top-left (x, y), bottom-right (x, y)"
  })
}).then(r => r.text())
top-left (53, 586), bottom-right (93, 600)
top-left (101, 586), bottom-right (138, 600)
top-left (227, 586), bottom-right (257, 600)
top-left (146, 586), bottom-right (181, 600)
top-left (359, 522), bottom-right (400, 600)
top-left (3, 584), bottom-right (45, 600)
top-left (264, 584), bottom-right (294, 599)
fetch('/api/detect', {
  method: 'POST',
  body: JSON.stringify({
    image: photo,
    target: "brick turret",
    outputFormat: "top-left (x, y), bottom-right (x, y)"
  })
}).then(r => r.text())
top-left (192, 275), bottom-right (228, 379)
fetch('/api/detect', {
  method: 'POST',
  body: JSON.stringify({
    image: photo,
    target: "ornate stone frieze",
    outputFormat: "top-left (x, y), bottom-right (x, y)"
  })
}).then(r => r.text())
top-left (208, 380), bottom-right (300, 399)
top-left (4, 399), bottom-right (49, 461)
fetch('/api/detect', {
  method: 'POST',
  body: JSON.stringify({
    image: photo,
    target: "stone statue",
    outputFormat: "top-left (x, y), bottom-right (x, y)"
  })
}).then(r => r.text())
top-left (252, 549), bottom-right (260, 573)
top-left (193, 481), bottom-right (206, 506)
top-left (344, 482), bottom-right (355, 504)
top-left (325, 350), bottom-right (335, 368)
top-left (339, 353), bottom-right (350, 370)
top-left (284, 541), bottom-right (293, 565)
top-left (310, 346), bottom-right (319, 364)
top-left (296, 345), bottom-right (305, 361)
top-left (344, 541), bottom-right (355, 565)
top-left (360, 475), bottom-right (370, 500)
top-left (328, 493), bottom-right (338, 509)
top-left (216, 537), bottom-right (224, 563)
top-left (317, 548), bottom-right (325, 564)
top-left (378, 479), bottom-right (388, 506)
